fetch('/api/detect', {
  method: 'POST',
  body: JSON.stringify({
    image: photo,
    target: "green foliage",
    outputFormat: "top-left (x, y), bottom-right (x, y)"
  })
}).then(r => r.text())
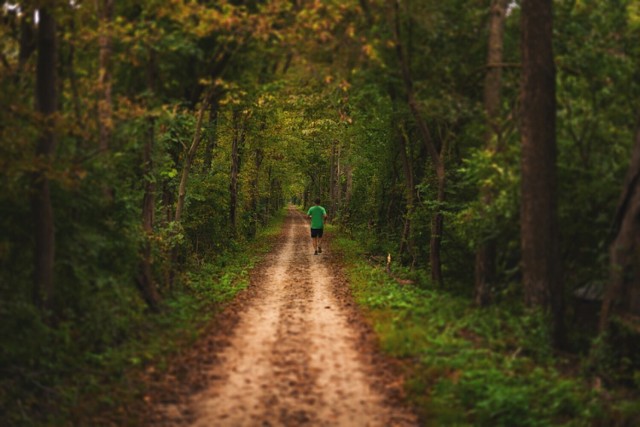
top-left (0, 208), bottom-right (285, 426)
top-left (552, 0), bottom-right (640, 293)
top-left (3, 0), bottom-right (640, 423)
top-left (332, 233), bottom-right (635, 426)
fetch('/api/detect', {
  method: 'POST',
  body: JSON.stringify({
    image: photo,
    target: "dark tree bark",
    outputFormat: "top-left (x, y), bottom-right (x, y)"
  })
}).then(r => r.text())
top-left (344, 164), bottom-right (353, 207)
top-left (175, 91), bottom-right (212, 222)
top-left (31, 8), bottom-right (58, 310)
top-left (96, 0), bottom-right (114, 153)
top-left (270, 166), bottom-right (277, 217)
top-left (398, 123), bottom-right (416, 262)
top-left (136, 117), bottom-right (161, 311)
top-left (18, 12), bottom-right (36, 77)
top-left (229, 109), bottom-right (246, 235)
top-left (329, 139), bottom-right (339, 221)
top-left (66, 20), bottom-right (82, 125)
top-left (430, 161), bottom-right (446, 285)
top-left (475, 0), bottom-right (510, 307)
top-left (202, 100), bottom-right (220, 173)
top-left (359, 0), bottom-right (372, 24)
top-left (135, 50), bottom-right (161, 310)
top-left (249, 146), bottom-right (264, 237)
top-left (520, 0), bottom-right (564, 346)
top-left (393, 0), bottom-right (445, 285)
top-left (600, 120), bottom-right (640, 333)
top-left (230, 112), bottom-right (240, 234)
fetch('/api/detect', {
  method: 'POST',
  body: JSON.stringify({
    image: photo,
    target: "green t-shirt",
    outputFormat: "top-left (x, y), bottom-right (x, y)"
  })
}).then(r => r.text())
top-left (307, 205), bottom-right (326, 229)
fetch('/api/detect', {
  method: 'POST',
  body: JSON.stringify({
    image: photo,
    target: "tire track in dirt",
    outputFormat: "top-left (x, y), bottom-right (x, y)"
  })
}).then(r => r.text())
top-left (158, 207), bottom-right (418, 426)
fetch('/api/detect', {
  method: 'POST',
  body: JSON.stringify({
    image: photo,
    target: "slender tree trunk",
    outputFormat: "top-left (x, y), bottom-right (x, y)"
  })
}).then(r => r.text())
top-left (521, 0), bottom-right (564, 346)
top-left (135, 49), bottom-right (161, 310)
top-left (398, 123), bottom-right (415, 260)
top-left (600, 120), bottom-right (640, 333)
top-left (273, 179), bottom-right (282, 210)
top-left (336, 142), bottom-right (342, 211)
top-left (160, 181), bottom-right (174, 224)
top-left (430, 160), bottom-right (446, 285)
top-left (475, 0), bottom-right (509, 306)
top-left (202, 101), bottom-right (219, 173)
top-left (251, 120), bottom-right (267, 228)
top-left (329, 139), bottom-right (338, 221)
top-left (474, 236), bottom-right (496, 306)
top-left (230, 113), bottom-right (240, 234)
top-left (393, 0), bottom-right (445, 285)
top-left (67, 20), bottom-right (82, 126)
top-left (32, 8), bottom-right (57, 311)
top-left (344, 164), bottom-right (353, 206)
top-left (96, 0), bottom-right (113, 153)
top-left (136, 117), bottom-right (161, 311)
top-left (175, 92), bottom-right (212, 223)
top-left (18, 12), bottom-right (36, 79)
top-left (161, 180), bottom-right (174, 287)
top-left (250, 147), bottom-right (264, 236)
top-left (229, 110), bottom-right (245, 235)
top-left (269, 166), bottom-right (275, 219)
top-left (170, 88), bottom-right (212, 288)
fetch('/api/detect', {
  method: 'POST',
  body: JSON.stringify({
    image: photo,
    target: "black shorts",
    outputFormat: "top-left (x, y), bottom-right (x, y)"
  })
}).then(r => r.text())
top-left (310, 228), bottom-right (324, 238)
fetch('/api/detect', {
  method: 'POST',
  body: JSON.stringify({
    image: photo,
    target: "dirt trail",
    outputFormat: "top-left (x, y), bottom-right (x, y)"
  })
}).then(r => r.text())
top-left (156, 207), bottom-right (417, 426)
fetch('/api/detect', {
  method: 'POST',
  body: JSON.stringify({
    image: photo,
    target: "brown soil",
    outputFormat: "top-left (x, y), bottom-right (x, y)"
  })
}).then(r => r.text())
top-left (147, 207), bottom-right (418, 426)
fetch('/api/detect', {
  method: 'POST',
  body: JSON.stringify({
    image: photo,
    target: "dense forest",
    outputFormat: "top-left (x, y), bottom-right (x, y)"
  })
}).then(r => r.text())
top-left (2, 0), bottom-right (640, 425)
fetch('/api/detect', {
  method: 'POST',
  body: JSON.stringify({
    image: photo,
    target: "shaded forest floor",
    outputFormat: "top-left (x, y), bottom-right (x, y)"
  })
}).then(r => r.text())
top-left (142, 207), bottom-right (417, 425)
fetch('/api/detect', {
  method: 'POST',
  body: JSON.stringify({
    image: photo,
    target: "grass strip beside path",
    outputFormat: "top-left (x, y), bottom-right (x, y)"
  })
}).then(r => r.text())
top-left (331, 233), bottom-right (639, 427)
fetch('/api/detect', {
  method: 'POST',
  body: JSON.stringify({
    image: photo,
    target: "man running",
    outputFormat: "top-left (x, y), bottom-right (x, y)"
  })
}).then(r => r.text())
top-left (307, 198), bottom-right (327, 255)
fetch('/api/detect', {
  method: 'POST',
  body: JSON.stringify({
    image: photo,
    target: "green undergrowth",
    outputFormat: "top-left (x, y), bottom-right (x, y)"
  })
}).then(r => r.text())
top-left (1, 210), bottom-right (286, 426)
top-left (332, 234), bottom-right (639, 427)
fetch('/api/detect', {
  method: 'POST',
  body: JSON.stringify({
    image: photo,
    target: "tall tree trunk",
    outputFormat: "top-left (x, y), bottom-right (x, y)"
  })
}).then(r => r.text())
top-left (521, 0), bottom-right (564, 346)
top-left (393, 0), bottom-right (445, 285)
top-left (229, 109), bottom-right (245, 235)
top-left (202, 100), bottom-right (219, 173)
top-left (162, 183), bottom-right (174, 223)
top-left (135, 49), bottom-right (161, 310)
top-left (167, 93), bottom-right (212, 286)
top-left (336, 142), bottom-right (342, 211)
top-left (430, 160), bottom-right (446, 285)
top-left (329, 139), bottom-right (338, 221)
top-left (273, 179), bottom-right (282, 210)
top-left (344, 164), bottom-right (353, 206)
top-left (161, 180), bottom-right (174, 288)
top-left (600, 120), bottom-right (640, 333)
top-left (250, 147), bottom-right (264, 236)
top-left (136, 117), bottom-right (161, 311)
top-left (18, 12), bottom-right (36, 79)
top-left (398, 123), bottom-right (415, 261)
top-left (67, 20), bottom-right (82, 126)
top-left (251, 120), bottom-right (267, 229)
top-left (269, 166), bottom-right (275, 219)
top-left (229, 113), bottom-right (239, 234)
top-left (32, 8), bottom-right (58, 310)
top-left (475, 0), bottom-right (509, 307)
top-left (96, 0), bottom-right (113, 153)
top-left (175, 92), bottom-right (212, 223)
